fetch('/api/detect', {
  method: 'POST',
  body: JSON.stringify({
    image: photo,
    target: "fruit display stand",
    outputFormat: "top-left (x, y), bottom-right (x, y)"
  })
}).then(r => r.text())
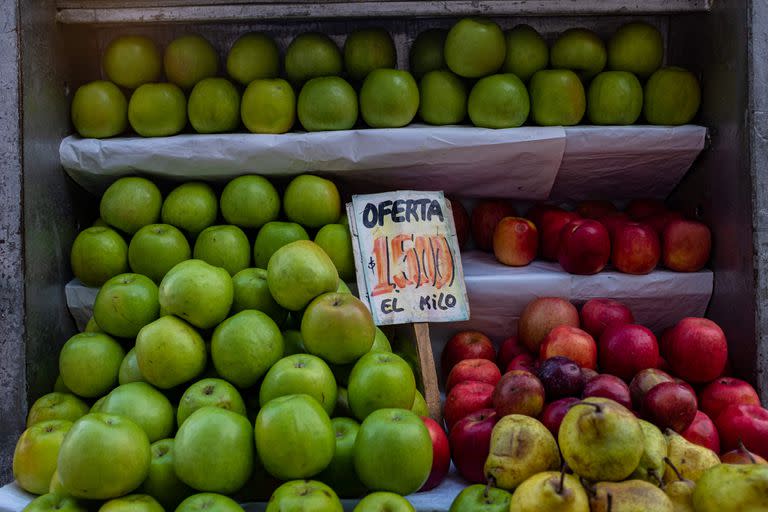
top-left (1, 0), bottom-right (767, 510)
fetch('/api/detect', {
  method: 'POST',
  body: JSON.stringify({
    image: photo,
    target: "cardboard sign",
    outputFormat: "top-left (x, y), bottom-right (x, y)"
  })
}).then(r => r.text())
top-left (348, 191), bottom-right (470, 326)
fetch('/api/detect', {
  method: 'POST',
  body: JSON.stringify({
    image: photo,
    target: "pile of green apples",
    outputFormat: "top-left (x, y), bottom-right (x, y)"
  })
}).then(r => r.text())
top-left (14, 174), bottom-right (437, 512)
top-left (71, 18), bottom-right (699, 139)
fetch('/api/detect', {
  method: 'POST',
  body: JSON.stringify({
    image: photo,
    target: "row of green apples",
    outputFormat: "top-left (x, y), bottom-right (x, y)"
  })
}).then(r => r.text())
top-left (13, 174), bottom-right (441, 511)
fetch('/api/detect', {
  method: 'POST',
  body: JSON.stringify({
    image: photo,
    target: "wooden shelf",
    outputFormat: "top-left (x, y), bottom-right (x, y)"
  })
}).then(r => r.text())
top-left (56, 0), bottom-right (712, 24)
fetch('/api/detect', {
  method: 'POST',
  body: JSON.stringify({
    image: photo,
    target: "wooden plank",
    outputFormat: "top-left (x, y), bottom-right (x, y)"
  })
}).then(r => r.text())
top-left (413, 322), bottom-right (442, 423)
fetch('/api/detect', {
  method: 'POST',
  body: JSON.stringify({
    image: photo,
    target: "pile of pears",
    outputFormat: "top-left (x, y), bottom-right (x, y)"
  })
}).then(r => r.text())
top-left (452, 396), bottom-right (768, 512)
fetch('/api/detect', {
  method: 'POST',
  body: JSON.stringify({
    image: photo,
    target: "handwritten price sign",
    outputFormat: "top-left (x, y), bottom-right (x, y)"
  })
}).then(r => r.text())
top-left (348, 191), bottom-right (470, 326)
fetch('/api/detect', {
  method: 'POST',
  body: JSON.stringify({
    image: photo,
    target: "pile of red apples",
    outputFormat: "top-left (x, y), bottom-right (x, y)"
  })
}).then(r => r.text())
top-left (442, 296), bottom-right (767, 485)
top-left (449, 198), bottom-right (711, 274)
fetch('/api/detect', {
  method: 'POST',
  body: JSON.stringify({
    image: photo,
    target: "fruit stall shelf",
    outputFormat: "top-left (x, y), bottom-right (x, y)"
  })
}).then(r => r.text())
top-left (55, 0), bottom-right (712, 24)
top-left (60, 124), bottom-right (706, 201)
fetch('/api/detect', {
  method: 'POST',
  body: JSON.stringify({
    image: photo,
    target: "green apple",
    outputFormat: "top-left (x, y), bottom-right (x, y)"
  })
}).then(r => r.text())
top-left (314, 224), bottom-right (355, 283)
top-left (98, 494), bottom-right (164, 512)
top-left (13, 420), bottom-right (73, 494)
top-left (344, 28), bottom-right (397, 82)
top-left (119, 348), bottom-right (145, 385)
top-left (297, 76), bottom-right (359, 132)
top-left (372, 327), bottom-right (392, 352)
top-left (444, 18), bottom-right (506, 78)
top-left (231, 268), bottom-right (288, 325)
top-left (608, 22), bottom-right (663, 78)
top-left (70, 226), bottom-right (128, 287)
top-left (103, 35), bottom-right (161, 89)
top-left (84, 316), bottom-right (102, 333)
top-left (140, 438), bottom-right (193, 509)
top-left (334, 387), bottom-right (353, 417)
top-left (177, 378), bottom-right (247, 426)
top-left (128, 82), bottom-right (187, 137)
top-left (164, 34), bottom-right (219, 90)
top-left (221, 175), bottom-right (281, 229)
top-left (174, 406), bottom-right (254, 493)
top-left (21, 493), bottom-right (87, 512)
top-left (266, 480), bottom-right (342, 512)
top-left (284, 32), bottom-right (343, 84)
top-left (282, 329), bottom-right (306, 356)
top-left (337, 281), bottom-right (352, 294)
top-left (161, 182), bottom-right (218, 237)
top-left (267, 240), bottom-right (339, 311)
top-left (301, 292), bottom-right (374, 364)
top-left (211, 310), bottom-right (284, 388)
top-left (317, 417), bottom-right (367, 498)
top-left (587, 71), bottom-right (643, 125)
top-left (193, 225), bottom-right (251, 276)
top-left (283, 175), bottom-right (341, 228)
top-left (98, 382), bottom-right (174, 442)
top-left (550, 28), bottom-right (607, 80)
top-left (259, 354), bottom-right (337, 415)
top-left (58, 413), bottom-right (151, 499)
top-left (529, 69), bottom-right (586, 126)
top-left (411, 389), bottom-right (429, 417)
top-left (176, 493), bottom-right (244, 512)
top-left (644, 67), bottom-right (701, 125)
top-left (93, 217), bottom-right (109, 227)
top-left (418, 70), bottom-right (467, 126)
top-left (128, 223), bottom-right (191, 283)
top-left (241, 78), bottom-right (296, 134)
top-left (70, 81), bottom-right (128, 139)
top-left (227, 32), bottom-right (280, 85)
top-left (188, 78), bottom-right (241, 134)
top-left (255, 394), bottom-right (335, 480)
top-left (409, 29), bottom-right (447, 78)
top-left (502, 25), bottom-right (548, 82)
top-left (48, 469), bottom-right (66, 496)
top-left (159, 259), bottom-right (234, 329)
top-left (468, 73), bottom-right (530, 128)
top-left (59, 333), bottom-right (125, 398)
top-left (354, 492), bottom-right (415, 512)
top-left (54, 375), bottom-right (73, 393)
top-left (135, 315), bottom-right (207, 389)
top-left (348, 352), bottom-right (416, 420)
top-left (27, 392), bottom-right (89, 427)
top-left (93, 273), bottom-right (159, 338)
top-left (354, 408), bottom-right (432, 495)
top-left (90, 396), bottom-right (107, 413)
top-left (253, 221), bottom-right (310, 269)
top-left (448, 484), bottom-right (512, 512)
top-left (360, 69), bottom-right (420, 128)
top-left (100, 177), bottom-right (162, 235)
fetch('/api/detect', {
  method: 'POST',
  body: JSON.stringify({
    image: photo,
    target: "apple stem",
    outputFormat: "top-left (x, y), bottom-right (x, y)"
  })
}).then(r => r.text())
top-left (664, 457), bottom-right (685, 482)
top-left (738, 439), bottom-right (757, 464)
top-left (607, 492), bottom-right (613, 512)
top-left (579, 401), bottom-right (603, 413)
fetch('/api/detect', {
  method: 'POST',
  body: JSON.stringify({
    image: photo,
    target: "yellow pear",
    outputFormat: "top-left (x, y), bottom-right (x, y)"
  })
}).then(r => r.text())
top-left (629, 420), bottom-right (667, 483)
top-left (589, 479), bottom-right (673, 512)
top-left (663, 430), bottom-right (719, 484)
top-left (692, 463), bottom-right (768, 512)
top-left (662, 457), bottom-right (695, 512)
top-left (509, 470), bottom-right (589, 511)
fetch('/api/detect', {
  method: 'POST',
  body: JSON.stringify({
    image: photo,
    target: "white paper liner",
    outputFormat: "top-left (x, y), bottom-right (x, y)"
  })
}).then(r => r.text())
top-left (58, 125), bottom-right (706, 201)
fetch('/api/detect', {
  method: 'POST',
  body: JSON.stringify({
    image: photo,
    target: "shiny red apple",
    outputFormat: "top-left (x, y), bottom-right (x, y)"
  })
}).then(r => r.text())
top-left (449, 408), bottom-right (498, 483)
top-left (599, 323), bottom-right (660, 381)
top-left (446, 358), bottom-right (502, 392)
top-left (629, 368), bottom-right (675, 409)
top-left (715, 404), bottom-right (768, 460)
top-left (538, 208), bottom-right (580, 261)
top-left (698, 377), bottom-right (760, 421)
top-left (443, 380), bottom-right (495, 431)
top-left (580, 298), bottom-right (635, 340)
top-left (558, 219), bottom-right (611, 275)
top-left (492, 370), bottom-right (545, 418)
top-left (493, 217), bottom-right (538, 267)
top-left (518, 297), bottom-right (580, 353)
top-left (540, 397), bottom-right (580, 437)
top-left (582, 374), bottom-right (632, 410)
top-left (665, 317), bottom-right (728, 383)
top-left (539, 325), bottom-right (597, 370)
top-left (680, 410), bottom-right (720, 453)
top-left (641, 381), bottom-right (698, 433)
top-left (419, 416), bottom-right (451, 491)
top-left (611, 222), bottom-right (660, 275)
top-left (662, 219), bottom-right (712, 272)
top-left (497, 335), bottom-right (530, 370)
top-left (441, 330), bottom-right (496, 376)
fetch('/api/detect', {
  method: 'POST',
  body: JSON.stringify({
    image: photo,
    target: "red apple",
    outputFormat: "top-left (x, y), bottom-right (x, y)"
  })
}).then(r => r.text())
top-left (537, 356), bottom-right (585, 400)
top-left (665, 317), bottom-right (728, 383)
top-left (448, 198), bottom-right (471, 249)
top-left (645, 210), bottom-right (684, 235)
top-left (581, 367), bottom-right (599, 383)
top-left (526, 203), bottom-right (558, 228)
top-left (497, 335), bottom-right (530, 370)
top-left (576, 200), bottom-right (617, 219)
top-left (538, 208), bottom-right (580, 261)
top-left (699, 377), bottom-right (761, 421)
top-left (492, 370), bottom-right (545, 418)
top-left (611, 222), bottom-right (660, 275)
top-left (599, 212), bottom-right (631, 240)
top-left (599, 324), bottom-right (660, 381)
top-left (493, 217), bottom-right (538, 267)
top-left (441, 331), bottom-right (496, 376)
top-left (506, 353), bottom-right (538, 374)
top-left (446, 359), bottom-right (502, 392)
top-left (444, 381), bottom-right (495, 431)
top-left (419, 416), bottom-right (451, 491)
top-left (720, 441), bottom-right (768, 464)
top-left (471, 199), bottom-right (517, 251)
top-left (629, 368), bottom-right (675, 409)
top-left (715, 404), bottom-right (768, 460)
top-left (626, 198), bottom-right (666, 220)
top-left (540, 397), bottom-right (580, 437)
top-left (558, 219), bottom-right (611, 275)
top-left (641, 381), bottom-right (698, 432)
top-left (449, 409), bottom-right (497, 483)
top-left (539, 326), bottom-right (597, 370)
top-left (662, 219), bottom-right (712, 272)
top-left (680, 410), bottom-right (720, 453)
top-left (580, 298), bottom-right (635, 339)
top-left (518, 297), bottom-right (580, 353)
top-left (582, 374), bottom-right (632, 410)
top-left (675, 378), bottom-right (697, 398)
